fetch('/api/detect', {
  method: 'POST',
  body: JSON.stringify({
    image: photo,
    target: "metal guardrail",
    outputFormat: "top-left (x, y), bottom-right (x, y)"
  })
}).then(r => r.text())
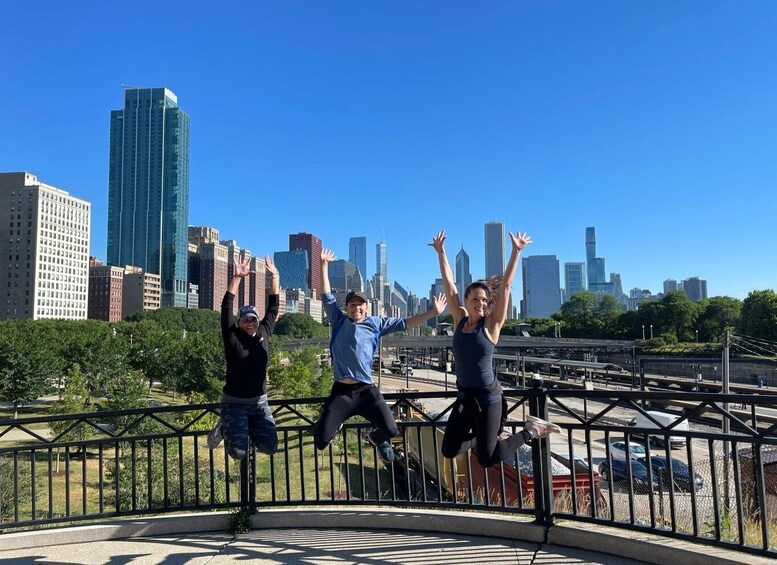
top-left (0, 387), bottom-right (776, 559)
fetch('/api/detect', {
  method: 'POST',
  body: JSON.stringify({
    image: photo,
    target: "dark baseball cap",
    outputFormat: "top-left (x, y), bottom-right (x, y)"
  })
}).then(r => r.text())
top-left (345, 291), bottom-right (368, 305)
top-left (238, 305), bottom-right (260, 320)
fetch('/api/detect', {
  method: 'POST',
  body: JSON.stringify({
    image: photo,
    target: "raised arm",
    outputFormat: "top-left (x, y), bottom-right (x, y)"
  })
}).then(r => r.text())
top-left (428, 230), bottom-right (463, 324)
top-left (264, 255), bottom-right (279, 295)
top-left (228, 256), bottom-right (254, 295)
top-left (488, 231), bottom-right (532, 334)
top-left (320, 248), bottom-right (335, 295)
top-left (405, 293), bottom-right (448, 329)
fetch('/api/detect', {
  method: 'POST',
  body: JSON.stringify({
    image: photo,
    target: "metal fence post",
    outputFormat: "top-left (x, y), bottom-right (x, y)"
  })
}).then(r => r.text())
top-left (528, 374), bottom-right (554, 528)
top-left (240, 444), bottom-right (257, 514)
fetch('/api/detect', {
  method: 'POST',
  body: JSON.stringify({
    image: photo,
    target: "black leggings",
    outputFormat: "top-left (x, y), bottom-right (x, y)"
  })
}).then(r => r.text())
top-left (441, 393), bottom-right (526, 468)
top-left (313, 382), bottom-right (399, 450)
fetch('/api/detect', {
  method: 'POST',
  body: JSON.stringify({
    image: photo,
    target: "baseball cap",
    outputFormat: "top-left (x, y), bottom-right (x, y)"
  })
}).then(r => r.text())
top-left (345, 291), bottom-right (368, 305)
top-left (238, 305), bottom-right (260, 320)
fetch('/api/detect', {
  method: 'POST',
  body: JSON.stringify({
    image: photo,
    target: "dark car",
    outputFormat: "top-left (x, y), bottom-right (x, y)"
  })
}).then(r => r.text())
top-left (597, 458), bottom-right (659, 494)
top-left (637, 456), bottom-right (704, 493)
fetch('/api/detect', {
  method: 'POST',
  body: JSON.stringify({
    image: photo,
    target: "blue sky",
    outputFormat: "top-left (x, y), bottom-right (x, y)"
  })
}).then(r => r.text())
top-left (2, 1), bottom-right (776, 300)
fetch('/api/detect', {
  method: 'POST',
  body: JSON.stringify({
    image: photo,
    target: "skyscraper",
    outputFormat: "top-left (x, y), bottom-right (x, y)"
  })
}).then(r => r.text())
top-left (0, 172), bottom-right (91, 320)
top-left (663, 278), bottom-right (678, 294)
top-left (682, 277), bottom-right (708, 302)
top-left (329, 259), bottom-right (357, 292)
top-left (484, 221), bottom-right (505, 279)
top-left (455, 246), bottom-right (472, 299)
top-left (564, 262), bottom-right (586, 299)
top-left (521, 255), bottom-right (561, 319)
top-left (376, 240), bottom-right (387, 281)
top-left (289, 232), bottom-right (322, 295)
top-left (274, 249), bottom-right (309, 290)
top-left (107, 87), bottom-right (190, 307)
top-left (349, 236), bottom-right (367, 281)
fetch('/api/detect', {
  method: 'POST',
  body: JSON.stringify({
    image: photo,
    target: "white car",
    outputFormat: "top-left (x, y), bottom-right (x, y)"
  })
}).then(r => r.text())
top-left (610, 440), bottom-right (647, 460)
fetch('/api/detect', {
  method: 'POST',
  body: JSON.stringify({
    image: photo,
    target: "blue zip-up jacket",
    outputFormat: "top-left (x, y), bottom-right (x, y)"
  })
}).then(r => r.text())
top-left (322, 292), bottom-right (406, 384)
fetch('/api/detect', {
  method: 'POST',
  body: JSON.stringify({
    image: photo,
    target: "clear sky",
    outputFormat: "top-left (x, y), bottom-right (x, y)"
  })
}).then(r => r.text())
top-left (2, 2), bottom-right (776, 301)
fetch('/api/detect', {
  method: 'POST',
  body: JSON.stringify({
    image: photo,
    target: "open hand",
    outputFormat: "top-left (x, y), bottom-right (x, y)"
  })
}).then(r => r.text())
top-left (428, 230), bottom-right (446, 253)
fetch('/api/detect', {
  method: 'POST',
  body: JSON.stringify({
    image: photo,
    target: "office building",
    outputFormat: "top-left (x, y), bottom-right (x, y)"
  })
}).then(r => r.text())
top-left (663, 278), bottom-right (678, 294)
top-left (455, 246), bottom-right (472, 300)
top-left (274, 249), bottom-right (309, 291)
top-left (521, 255), bottom-right (561, 319)
top-left (349, 237), bottom-right (367, 281)
top-left (329, 259), bottom-right (357, 292)
top-left (304, 295), bottom-right (323, 323)
top-left (682, 277), bottom-right (708, 302)
top-left (484, 221), bottom-right (505, 279)
top-left (188, 228), bottom-right (229, 311)
top-left (88, 263), bottom-right (124, 322)
top-left (585, 227), bottom-right (608, 289)
top-left (564, 262), bottom-right (586, 300)
top-left (0, 172), bottom-right (91, 320)
top-left (289, 232), bottom-right (322, 295)
top-left (107, 87), bottom-right (190, 307)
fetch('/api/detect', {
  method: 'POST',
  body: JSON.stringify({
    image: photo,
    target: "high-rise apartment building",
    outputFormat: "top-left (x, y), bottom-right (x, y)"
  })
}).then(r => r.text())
top-left (521, 255), bottom-right (561, 319)
top-left (455, 246), bottom-right (472, 300)
top-left (187, 226), bottom-right (228, 311)
top-left (682, 277), bottom-right (708, 302)
top-left (107, 87), bottom-right (190, 308)
top-left (88, 263), bottom-right (124, 322)
top-left (564, 262), bottom-right (586, 300)
top-left (349, 237), bottom-right (367, 282)
top-left (0, 172), bottom-right (91, 320)
top-left (376, 240), bottom-right (387, 281)
top-left (484, 221), bottom-right (505, 279)
top-left (122, 266), bottom-right (161, 318)
top-left (663, 278), bottom-right (678, 294)
top-left (289, 232), bottom-right (322, 295)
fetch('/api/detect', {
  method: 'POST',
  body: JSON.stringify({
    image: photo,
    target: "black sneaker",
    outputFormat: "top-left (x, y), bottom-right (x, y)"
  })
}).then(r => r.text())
top-left (366, 430), bottom-right (395, 463)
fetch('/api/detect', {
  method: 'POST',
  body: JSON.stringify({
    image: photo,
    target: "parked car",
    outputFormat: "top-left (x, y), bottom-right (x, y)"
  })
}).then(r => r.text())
top-left (610, 440), bottom-right (648, 460)
top-left (637, 456), bottom-right (704, 493)
top-left (597, 458), bottom-right (658, 494)
top-left (627, 410), bottom-right (689, 448)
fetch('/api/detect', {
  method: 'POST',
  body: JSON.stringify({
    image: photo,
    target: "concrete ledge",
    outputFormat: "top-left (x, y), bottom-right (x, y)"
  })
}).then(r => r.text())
top-left (250, 507), bottom-right (546, 543)
top-left (549, 522), bottom-right (771, 565)
top-left (0, 512), bottom-right (232, 551)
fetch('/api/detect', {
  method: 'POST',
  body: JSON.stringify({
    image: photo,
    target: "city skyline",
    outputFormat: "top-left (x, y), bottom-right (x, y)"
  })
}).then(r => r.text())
top-left (3, 3), bottom-right (776, 300)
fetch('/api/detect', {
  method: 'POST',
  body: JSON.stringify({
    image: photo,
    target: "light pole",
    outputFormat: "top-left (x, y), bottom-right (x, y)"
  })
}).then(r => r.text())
top-left (695, 329), bottom-right (699, 343)
top-left (649, 324), bottom-right (653, 339)
top-left (642, 325), bottom-right (645, 340)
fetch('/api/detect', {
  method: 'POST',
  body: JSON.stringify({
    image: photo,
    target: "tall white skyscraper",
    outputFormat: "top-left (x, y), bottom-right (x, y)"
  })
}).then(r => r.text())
top-left (0, 172), bottom-right (91, 320)
top-left (376, 240), bottom-right (387, 281)
top-left (484, 221), bottom-right (504, 279)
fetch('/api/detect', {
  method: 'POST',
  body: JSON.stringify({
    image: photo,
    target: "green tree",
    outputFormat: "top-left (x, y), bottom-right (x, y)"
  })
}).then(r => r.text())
top-left (660, 291), bottom-right (699, 341)
top-left (51, 363), bottom-right (94, 470)
top-left (696, 296), bottom-right (741, 342)
top-left (274, 313), bottom-right (329, 339)
top-left (559, 292), bottom-right (599, 337)
top-left (595, 294), bottom-right (622, 337)
top-left (0, 321), bottom-right (58, 417)
top-left (126, 307), bottom-right (220, 333)
top-left (739, 290), bottom-right (777, 341)
top-left (171, 331), bottom-right (224, 401)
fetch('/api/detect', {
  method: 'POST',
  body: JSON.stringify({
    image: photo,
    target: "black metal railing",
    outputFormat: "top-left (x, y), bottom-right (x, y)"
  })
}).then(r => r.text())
top-left (1, 386), bottom-right (776, 559)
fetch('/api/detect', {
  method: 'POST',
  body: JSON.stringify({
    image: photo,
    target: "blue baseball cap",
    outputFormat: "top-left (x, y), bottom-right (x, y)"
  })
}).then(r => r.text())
top-left (238, 305), bottom-right (260, 320)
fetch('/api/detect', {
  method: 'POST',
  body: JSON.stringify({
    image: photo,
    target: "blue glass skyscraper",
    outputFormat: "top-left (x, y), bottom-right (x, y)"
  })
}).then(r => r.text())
top-left (107, 87), bottom-right (190, 307)
top-left (349, 236), bottom-right (367, 281)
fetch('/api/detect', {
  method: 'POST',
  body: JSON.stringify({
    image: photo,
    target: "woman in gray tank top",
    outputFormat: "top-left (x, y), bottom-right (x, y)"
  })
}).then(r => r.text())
top-left (429, 229), bottom-right (560, 467)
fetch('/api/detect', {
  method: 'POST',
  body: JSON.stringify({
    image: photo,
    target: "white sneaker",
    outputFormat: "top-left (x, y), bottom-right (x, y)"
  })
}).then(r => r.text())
top-left (525, 415), bottom-right (562, 438)
top-left (207, 421), bottom-right (223, 449)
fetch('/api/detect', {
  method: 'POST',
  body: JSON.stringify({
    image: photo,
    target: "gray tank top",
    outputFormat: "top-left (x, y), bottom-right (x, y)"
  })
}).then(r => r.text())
top-left (451, 316), bottom-right (495, 388)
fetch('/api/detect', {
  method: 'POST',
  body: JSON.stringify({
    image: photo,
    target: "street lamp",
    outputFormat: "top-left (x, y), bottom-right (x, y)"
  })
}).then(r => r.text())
top-left (649, 324), bottom-right (653, 339)
top-left (695, 329), bottom-right (699, 343)
top-left (642, 325), bottom-right (645, 340)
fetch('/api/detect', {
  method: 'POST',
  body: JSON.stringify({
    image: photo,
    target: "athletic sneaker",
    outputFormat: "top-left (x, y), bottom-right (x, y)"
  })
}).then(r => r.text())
top-left (525, 415), bottom-right (562, 438)
top-left (207, 421), bottom-right (223, 449)
top-left (366, 429), bottom-right (395, 464)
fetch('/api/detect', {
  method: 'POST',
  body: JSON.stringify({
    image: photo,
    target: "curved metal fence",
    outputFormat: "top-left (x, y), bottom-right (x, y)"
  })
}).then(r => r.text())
top-left (0, 386), bottom-right (775, 559)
